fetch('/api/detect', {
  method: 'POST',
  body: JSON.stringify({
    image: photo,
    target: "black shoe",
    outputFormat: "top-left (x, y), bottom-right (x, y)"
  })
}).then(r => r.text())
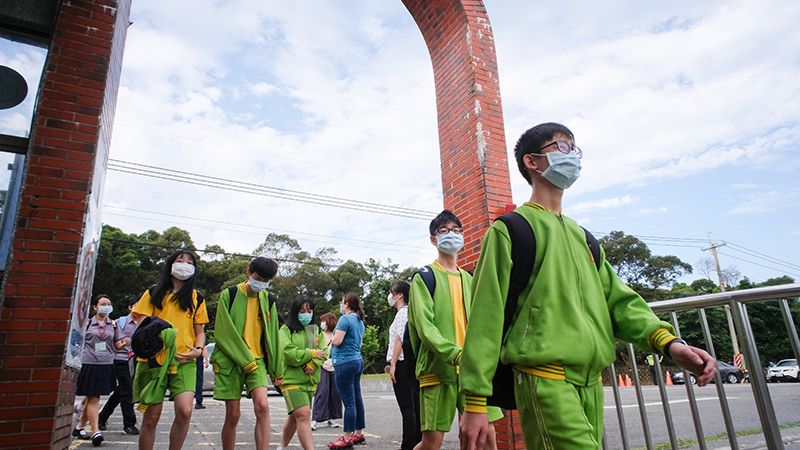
top-left (123, 425), bottom-right (139, 435)
top-left (72, 428), bottom-right (90, 440)
top-left (98, 422), bottom-right (107, 431)
top-left (195, 403), bottom-right (205, 409)
top-left (91, 432), bottom-right (104, 446)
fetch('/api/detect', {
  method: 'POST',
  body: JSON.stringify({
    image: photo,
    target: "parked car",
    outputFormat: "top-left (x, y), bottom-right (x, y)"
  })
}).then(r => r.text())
top-left (672, 361), bottom-right (743, 385)
top-left (766, 359), bottom-right (799, 383)
top-left (202, 343), bottom-right (281, 395)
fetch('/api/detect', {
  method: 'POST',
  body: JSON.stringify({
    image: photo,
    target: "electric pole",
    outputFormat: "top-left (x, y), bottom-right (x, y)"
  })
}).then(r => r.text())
top-left (702, 234), bottom-right (741, 361)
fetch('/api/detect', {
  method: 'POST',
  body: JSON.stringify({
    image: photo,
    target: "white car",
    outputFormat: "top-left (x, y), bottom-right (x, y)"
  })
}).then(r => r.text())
top-left (766, 358), bottom-right (799, 382)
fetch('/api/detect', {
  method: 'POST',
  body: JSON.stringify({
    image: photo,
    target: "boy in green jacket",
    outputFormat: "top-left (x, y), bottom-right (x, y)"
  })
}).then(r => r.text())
top-left (459, 123), bottom-right (717, 450)
top-left (211, 257), bottom-right (283, 450)
top-left (408, 210), bottom-right (501, 450)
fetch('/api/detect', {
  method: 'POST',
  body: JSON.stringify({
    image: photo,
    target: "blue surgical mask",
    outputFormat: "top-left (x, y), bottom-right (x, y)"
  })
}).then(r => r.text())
top-left (298, 312), bottom-right (313, 326)
top-left (248, 277), bottom-right (270, 292)
top-left (537, 151), bottom-right (581, 189)
top-left (435, 231), bottom-right (464, 255)
top-left (98, 305), bottom-right (113, 316)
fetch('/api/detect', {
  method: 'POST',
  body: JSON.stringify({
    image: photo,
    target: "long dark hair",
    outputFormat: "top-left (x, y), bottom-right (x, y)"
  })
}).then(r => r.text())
top-left (342, 292), bottom-right (364, 321)
top-left (287, 295), bottom-right (314, 333)
top-left (149, 249), bottom-right (198, 312)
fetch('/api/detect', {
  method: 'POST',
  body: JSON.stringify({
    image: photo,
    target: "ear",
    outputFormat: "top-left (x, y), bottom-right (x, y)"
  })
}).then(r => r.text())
top-left (429, 235), bottom-right (437, 247)
top-left (523, 153), bottom-right (541, 172)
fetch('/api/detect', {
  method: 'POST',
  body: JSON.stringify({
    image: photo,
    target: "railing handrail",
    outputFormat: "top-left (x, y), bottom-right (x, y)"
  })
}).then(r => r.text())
top-left (649, 283), bottom-right (800, 313)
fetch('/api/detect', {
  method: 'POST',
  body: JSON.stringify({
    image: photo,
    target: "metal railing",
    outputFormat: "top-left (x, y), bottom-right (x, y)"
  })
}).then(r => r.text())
top-left (605, 283), bottom-right (800, 450)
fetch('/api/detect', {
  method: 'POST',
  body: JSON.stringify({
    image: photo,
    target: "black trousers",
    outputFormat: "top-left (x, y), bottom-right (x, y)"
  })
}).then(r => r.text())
top-left (392, 360), bottom-right (421, 450)
top-left (99, 359), bottom-right (136, 427)
top-left (195, 356), bottom-right (204, 405)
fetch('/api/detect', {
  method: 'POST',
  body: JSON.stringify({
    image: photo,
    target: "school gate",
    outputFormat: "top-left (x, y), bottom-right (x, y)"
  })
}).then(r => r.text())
top-left (0, 1), bottom-right (520, 448)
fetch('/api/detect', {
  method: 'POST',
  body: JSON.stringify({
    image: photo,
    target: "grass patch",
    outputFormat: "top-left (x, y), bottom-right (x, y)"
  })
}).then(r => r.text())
top-left (634, 421), bottom-right (800, 450)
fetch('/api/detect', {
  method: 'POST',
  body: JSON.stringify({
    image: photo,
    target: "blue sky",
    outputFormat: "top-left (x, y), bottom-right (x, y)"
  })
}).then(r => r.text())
top-left (1, 0), bottom-right (799, 285)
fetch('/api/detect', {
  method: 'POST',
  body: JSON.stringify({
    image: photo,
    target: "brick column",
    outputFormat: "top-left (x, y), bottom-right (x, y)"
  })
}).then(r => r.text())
top-left (0, 1), bottom-right (131, 448)
top-left (402, 0), bottom-right (513, 271)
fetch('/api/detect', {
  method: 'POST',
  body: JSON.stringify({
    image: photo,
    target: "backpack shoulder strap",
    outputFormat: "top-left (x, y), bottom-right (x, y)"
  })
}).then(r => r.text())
top-left (581, 227), bottom-right (602, 271)
top-left (267, 292), bottom-right (277, 308)
top-left (494, 212), bottom-right (536, 336)
top-left (227, 285), bottom-right (239, 312)
top-left (417, 265), bottom-right (436, 298)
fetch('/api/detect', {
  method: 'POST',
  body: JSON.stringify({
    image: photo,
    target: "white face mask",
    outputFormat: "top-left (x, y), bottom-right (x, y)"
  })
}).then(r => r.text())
top-left (435, 231), bottom-right (464, 255)
top-left (387, 292), bottom-right (397, 307)
top-left (320, 322), bottom-right (328, 331)
top-left (248, 277), bottom-right (270, 292)
top-left (171, 262), bottom-right (195, 280)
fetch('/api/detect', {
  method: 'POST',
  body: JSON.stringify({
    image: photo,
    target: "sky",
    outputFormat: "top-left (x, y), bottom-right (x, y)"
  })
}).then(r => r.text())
top-left (1, 0), bottom-right (799, 285)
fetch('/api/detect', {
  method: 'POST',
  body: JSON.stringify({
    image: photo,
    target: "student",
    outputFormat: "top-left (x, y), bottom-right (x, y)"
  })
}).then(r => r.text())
top-left (310, 312), bottom-right (342, 431)
top-left (99, 299), bottom-right (140, 435)
top-left (73, 294), bottom-right (126, 446)
top-left (132, 249), bottom-right (209, 450)
top-left (407, 210), bottom-right (501, 450)
top-left (277, 296), bottom-right (328, 450)
top-left (459, 122), bottom-right (717, 450)
top-left (211, 257), bottom-right (283, 450)
top-left (328, 293), bottom-right (367, 450)
top-left (387, 280), bottom-right (421, 450)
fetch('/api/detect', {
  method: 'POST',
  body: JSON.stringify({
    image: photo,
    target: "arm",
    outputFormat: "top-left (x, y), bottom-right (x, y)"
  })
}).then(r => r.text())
top-left (213, 288), bottom-right (259, 372)
top-left (389, 338), bottom-right (402, 383)
top-left (280, 327), bottom-right (316, 367)
top-left (408, 274), bottom-right (461, 363)
top-left (264, 294), bottom-right (284, 381)
top-left (175, 324), bottom-right (204, 363)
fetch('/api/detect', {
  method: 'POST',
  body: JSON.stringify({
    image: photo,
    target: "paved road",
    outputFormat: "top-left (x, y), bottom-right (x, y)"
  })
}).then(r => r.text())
top-left (69, 381), bottom-right (800, 449)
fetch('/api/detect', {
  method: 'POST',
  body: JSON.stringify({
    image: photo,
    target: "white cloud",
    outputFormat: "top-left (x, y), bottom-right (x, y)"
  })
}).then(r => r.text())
top-left (728, 190), bottom-right (800, 215)
top-left (567, 195), bottom-right (636, 214)
top-left (639, 207), bottom-right (669, 215)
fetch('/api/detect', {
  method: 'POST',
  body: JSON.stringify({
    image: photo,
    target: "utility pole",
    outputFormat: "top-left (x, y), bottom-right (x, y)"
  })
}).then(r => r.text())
top-left (702, 235), bottom-right (742, 361)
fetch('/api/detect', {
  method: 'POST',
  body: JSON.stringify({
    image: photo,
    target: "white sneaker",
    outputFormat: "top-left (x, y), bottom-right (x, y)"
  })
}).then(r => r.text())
top-left (328, 420), bottom-right (340, 428)
top-left (310, 421), bottom-right (317, 431)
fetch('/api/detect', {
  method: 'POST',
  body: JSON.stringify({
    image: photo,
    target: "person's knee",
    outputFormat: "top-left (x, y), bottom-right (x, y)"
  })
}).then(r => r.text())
top-left (293, 407), bottom-right (310, 423)
top-left (253, 398), bottom-right (269, 419)
top-left (174, 402), bottom-right (193, 423)
top-left (225, 405), bottom-right (241, 424)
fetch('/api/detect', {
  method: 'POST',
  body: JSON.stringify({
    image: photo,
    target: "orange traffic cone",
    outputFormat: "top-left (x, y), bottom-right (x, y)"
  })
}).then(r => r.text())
top-left (666, 371), bottom-right (673, 386)
top-left (618, 374), bottom-right (625, 387)
top-left (625, 374), bottom-right (633, 387)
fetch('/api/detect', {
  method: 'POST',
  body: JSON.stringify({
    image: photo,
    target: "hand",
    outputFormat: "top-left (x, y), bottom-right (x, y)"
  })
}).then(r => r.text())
top-left (459, 412), bottom-right (490, 450)
top-left (273, 378), bottom-right (283, 387)
top-left (313, 349), bottom-right (326, 359)
top-left (175, 347), bottom-right (202, 364)
top-left (669, 343), bottom-right (716, 386)
top-left (303, 364), bottom-right (315, 375)
top-left (389, 364), bottom-right (397, 384)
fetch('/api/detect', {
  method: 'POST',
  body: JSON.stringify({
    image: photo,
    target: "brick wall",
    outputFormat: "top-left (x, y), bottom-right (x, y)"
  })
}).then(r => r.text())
top-left (402, 1), bottom-right (520, 448)
top-left (402, 0), bottom-right (513, 270)
top-left (0, 0), bottom-right (131, 448)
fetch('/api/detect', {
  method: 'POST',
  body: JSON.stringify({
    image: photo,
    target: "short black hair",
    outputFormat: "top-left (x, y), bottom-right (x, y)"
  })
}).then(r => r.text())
top-left (513, 122), bottom-right (574, 184)
top-left (249, 257), bottom-right (278, 280)
top-left (389, 280), bottom-right (410, 304)
top-left (429, 209), bottom-right (462, 236)
top-left (93, 294), bottom-right (111, 307)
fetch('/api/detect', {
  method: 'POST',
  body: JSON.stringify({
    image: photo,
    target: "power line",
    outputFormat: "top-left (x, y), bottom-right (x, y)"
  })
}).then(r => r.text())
top-left (724, 242), bottom-right (800, 272)
top-left (718, 251), bottom-right (800, 278)
top-left (107, 159), bottom-right (436, 220)
top-left (102, 204), bottom-right (428, 253)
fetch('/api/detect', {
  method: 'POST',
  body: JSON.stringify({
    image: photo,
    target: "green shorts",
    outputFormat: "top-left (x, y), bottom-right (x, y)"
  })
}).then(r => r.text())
top-left (419, 384), bottom-right (503, 432)
top-left (133, 361), bottom-right (196, 403)
top-left (282, 384), bottom-right (315, 414)
top-left (213, 359), bottom-right (269, 400)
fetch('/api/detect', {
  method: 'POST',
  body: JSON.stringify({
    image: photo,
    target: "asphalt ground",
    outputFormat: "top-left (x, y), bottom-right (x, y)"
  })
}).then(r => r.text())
top-left (68, 380), bottom-right (800, 449)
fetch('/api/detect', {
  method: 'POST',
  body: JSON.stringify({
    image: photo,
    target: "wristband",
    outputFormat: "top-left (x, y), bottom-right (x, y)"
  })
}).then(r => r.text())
top-left (664, 338), bottom-right (687, 357)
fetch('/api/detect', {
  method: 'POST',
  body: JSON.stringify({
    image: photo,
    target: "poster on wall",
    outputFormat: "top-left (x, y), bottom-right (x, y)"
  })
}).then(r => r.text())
top-left (65, 238), bottom-right (100, 369)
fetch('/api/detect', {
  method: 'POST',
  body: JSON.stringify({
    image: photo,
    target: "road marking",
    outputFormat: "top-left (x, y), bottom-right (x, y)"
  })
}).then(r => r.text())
top-left (604, 396), bottom-right (738, 409)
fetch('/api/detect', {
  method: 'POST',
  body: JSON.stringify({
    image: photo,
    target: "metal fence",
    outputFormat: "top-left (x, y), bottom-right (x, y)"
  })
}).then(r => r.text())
top-left (604, 283), bottom-right (800, 450)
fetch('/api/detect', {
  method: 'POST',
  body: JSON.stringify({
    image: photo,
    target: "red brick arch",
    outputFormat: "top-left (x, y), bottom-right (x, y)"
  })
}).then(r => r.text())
top-left (402, 0), bottom-right (514, 271)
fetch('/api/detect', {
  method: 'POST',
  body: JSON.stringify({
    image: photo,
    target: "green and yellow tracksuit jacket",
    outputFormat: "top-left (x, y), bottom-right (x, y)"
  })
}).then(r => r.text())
top-left (460, 202), bottom-right (676, 412)
top-left (279, 325), bottom-right (328, 388)
top-left (408, 264), bottom-right (473, 387)
top-left (210, 285), bottom-right (283, 381)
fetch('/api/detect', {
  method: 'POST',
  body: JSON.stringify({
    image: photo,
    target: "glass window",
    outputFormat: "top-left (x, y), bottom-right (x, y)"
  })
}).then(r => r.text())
top-left (0, 36), bottom-right (46, 138)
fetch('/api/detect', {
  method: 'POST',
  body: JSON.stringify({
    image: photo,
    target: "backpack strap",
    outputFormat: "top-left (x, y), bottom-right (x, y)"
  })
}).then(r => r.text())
top-left (417, 265), bottom-right (436, 298)
top-left (495, 212), bottom-right (536, 338)
top-left (227, 286), bottom-right (238, 312)
top-left (582, 227), bottom-right (602, 271)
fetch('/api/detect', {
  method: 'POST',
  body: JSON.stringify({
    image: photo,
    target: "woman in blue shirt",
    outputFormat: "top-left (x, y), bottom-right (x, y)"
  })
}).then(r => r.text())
top-left (327, 293), bottom-right (367, 449)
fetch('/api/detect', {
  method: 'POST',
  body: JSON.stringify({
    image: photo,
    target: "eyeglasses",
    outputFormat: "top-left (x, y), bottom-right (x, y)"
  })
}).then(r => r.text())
top-left (436, 227), bottom-right (463, 235)
top-left (530, 140), bottom-right (583, 159)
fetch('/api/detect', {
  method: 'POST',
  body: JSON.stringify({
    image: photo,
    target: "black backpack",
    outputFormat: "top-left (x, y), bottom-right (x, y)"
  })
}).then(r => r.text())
top-left (131, 316), bottom-right (173, 359)
top-left (407, 212), bottom-right (602, 410)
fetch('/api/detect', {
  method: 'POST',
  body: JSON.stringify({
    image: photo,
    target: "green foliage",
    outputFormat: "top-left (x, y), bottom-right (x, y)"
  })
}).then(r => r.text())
top-left (360, 325), bottom-right (382, 373)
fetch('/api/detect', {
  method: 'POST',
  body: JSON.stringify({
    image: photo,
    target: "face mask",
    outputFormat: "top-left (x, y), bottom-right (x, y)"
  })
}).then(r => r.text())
top-left (298, 312), bottom-right (313, 326)
top-left (248, 277), bottom-right (270, 292)
top-left (320, 322), bottom-right (328, 331)
top-left (98, 305), bottom-right (113, 316)
top-left (339, 304), bottom-right (346, 315)
top-left (171, 262), bottom-right (195, 280)
top-left (537, 151), bottom-right (581, 189)
top-left (387, 292), bottom-right (397, 307)
top-left (435, 231), bottom-right (464, 255)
